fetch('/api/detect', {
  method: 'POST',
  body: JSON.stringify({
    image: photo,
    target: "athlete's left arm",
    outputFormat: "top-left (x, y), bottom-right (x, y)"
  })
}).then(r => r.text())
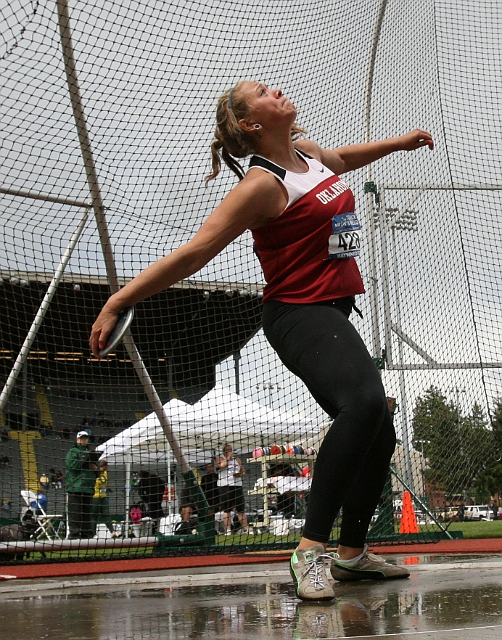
top-left (296, 130), bottom-right (433, 174)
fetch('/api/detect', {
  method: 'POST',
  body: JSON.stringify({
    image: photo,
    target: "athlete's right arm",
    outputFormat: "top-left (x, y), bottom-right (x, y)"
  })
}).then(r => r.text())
top-left (90, 171), bottom-right (284, 357)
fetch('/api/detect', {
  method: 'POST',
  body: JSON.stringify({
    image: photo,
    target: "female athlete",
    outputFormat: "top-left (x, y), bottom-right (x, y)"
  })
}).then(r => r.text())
top-left (90, 80), bottom-right (433, 600)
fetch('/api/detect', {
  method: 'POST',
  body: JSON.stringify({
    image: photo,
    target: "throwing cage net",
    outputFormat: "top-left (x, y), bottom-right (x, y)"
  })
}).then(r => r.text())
top-left (0, 0), bottom-right (501, 562)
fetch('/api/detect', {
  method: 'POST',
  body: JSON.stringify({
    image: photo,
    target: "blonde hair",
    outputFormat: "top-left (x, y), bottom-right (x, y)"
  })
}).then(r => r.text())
top-left (205, 81), bottom-right (306, 183)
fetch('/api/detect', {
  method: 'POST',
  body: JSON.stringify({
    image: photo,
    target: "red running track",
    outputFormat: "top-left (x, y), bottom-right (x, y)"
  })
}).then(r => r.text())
top-left (1, 538), bottom-right (502, 580)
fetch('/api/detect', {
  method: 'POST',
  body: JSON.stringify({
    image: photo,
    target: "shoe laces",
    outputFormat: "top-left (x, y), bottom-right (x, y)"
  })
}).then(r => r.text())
top-left (302, 552), bottom-right (333, 591)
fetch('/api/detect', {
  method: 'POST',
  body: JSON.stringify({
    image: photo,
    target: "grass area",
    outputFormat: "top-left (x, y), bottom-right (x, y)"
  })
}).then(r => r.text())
top-left (220, 521), bottom-right (502, 545)
top-left (442, 520), bottom-right (502, 539)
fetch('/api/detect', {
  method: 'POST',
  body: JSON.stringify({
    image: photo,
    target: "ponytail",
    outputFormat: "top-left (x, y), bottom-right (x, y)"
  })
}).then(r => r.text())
top-left (205, 82), bottom-right (306, 184)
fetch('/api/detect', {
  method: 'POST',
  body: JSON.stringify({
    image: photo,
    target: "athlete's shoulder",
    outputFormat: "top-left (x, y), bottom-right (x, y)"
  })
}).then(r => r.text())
top-left (239, 163), bottom-right (287, 202)
top-left (294, 139), bottom-right (322, 161)
top-left (244, 163), bottom-right (283, 185)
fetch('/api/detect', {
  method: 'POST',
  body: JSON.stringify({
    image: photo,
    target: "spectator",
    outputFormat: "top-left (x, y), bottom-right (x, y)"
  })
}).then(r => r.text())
top-left (55, 470), bottom-right (64, 488)
top-left (49, 468), bottom-right (58, 488)
top-left (29, 486), bottom-right (48, 515)
top-left (137, 471), bottom-right (165, 533)
top-left (39, 472), bottom-right (50, 489)
top-left (130, 502), bottom-right (143, 524)
top-left (49, 469), bottom-right (64, 489)
top-left (40, 424), bottom-right (50, 438)
top-left (1, 428), bottom-right (10, 442)
top-left (216, 444), bottom-right (249, 534)
top-left (65, 431), bottom-right (99, 539)
top-left (491, 500), bottom-right (499, 521)
top-left (457, 503), bottom-right (465, 522)
top-left (129, 502), bottom-right (143, 538)
top-left (92, 460), bottom-right (118, 538)
top-left (0, 453), bottom-right (10, 468)
top-left (1, 497), bottom-right (12, 515)
top-left (200, 463), bottom-right (219, 509)
top-left (269, 463), bottom-right (297, 519)
top-left (179, 484), bottom-right (197, 522)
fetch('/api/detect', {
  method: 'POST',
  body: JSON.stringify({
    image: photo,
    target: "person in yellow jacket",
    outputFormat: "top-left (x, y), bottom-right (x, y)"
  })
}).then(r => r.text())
top-left (92, 460), bottom-right (117, 538)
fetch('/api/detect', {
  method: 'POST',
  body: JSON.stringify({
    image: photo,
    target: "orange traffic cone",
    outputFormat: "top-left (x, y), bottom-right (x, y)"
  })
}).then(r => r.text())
top-left (399, 491), bottom-right (420, 534)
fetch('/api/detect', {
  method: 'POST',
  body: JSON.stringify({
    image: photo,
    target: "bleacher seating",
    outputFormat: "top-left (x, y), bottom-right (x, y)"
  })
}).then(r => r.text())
top-left (0, 436), bottom-right (25, 518)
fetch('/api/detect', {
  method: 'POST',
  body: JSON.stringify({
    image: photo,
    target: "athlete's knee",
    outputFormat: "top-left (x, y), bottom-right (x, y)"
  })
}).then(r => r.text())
top-left (347, 387), bottom-right (389, 426)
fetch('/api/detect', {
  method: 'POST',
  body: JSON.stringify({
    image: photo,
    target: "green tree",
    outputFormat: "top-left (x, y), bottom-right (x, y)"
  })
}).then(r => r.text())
top-left (474, 398), bottom-right (502, 498)
top-left (412, 387), bottom-right (493, 499)
top-left (412, 386), bottom-right (458, 493)
top-left (458, 402), bottom-right (493, 500)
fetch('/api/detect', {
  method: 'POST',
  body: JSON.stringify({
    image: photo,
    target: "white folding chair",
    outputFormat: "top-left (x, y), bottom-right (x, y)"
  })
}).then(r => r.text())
top-left (20, 490), bottom-right (63, 540)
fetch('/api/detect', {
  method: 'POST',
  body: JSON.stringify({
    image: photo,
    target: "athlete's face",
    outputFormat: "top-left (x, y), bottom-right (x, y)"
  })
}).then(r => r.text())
top-left (239, 81), bottom-right (297, 127)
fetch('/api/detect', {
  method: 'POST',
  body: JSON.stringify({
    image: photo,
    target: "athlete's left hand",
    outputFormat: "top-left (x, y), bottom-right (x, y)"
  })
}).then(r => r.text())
top-left (398, 129), bottom-right (434, 151)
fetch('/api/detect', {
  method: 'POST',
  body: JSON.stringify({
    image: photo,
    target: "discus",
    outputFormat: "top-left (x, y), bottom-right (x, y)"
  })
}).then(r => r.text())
top-left (98, 306), bottom-right (135, 357)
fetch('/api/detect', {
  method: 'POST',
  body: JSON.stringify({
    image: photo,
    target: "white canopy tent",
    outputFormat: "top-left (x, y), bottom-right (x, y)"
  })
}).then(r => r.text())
top-left (96, 397), bottom-right (190, 465)
top-left (96, 384), bottom-right (319, 526)
top-left (97, 384), bottom-right (318, 461)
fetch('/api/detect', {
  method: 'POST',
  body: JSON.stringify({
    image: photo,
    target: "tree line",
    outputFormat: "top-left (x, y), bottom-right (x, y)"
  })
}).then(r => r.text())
top-left (411, 386), bottom-right (502, 503)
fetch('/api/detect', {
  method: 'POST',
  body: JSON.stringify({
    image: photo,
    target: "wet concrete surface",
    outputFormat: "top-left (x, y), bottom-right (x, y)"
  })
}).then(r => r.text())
top-left (1, 554), bottom-right (502, 639)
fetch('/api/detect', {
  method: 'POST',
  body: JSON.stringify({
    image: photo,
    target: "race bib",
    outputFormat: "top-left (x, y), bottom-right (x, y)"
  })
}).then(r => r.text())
top-left (328, 212), bottom-right (362, 259)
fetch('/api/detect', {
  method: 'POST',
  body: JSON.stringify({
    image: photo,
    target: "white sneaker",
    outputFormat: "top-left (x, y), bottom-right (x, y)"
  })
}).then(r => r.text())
top-left (290, 544), bottom-right (335, 601)
top-left (331, 545), bottom-right (410, 582)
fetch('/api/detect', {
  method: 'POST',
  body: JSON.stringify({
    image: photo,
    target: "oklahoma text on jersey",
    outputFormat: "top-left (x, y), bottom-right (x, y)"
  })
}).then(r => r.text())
top-left (315, 180), bottom-right (350, 204)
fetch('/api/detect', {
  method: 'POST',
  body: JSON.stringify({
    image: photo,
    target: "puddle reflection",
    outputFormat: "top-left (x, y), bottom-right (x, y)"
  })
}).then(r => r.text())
top-left (1, 570), bottom-right (502, 639)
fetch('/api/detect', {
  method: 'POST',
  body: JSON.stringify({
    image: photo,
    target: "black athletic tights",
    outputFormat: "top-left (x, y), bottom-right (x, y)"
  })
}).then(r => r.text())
top-left (262, 297), bottom-right (396, 547)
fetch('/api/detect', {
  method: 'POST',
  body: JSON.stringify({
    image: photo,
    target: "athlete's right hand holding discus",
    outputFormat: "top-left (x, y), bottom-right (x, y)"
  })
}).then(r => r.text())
top-left (90, 81), bottom-right (432, 602)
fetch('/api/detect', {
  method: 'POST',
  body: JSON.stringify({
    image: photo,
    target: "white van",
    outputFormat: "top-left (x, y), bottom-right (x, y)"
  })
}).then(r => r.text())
top-left (464, 505), bottom-right (493, 521)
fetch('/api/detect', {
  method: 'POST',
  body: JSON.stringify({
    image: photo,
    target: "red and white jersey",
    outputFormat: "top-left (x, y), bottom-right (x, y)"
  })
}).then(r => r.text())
top-left (250, 149), bottom-right (365, 303)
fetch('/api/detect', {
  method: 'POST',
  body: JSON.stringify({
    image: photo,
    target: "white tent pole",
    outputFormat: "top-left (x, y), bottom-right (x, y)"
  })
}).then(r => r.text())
top-left (65, 492), bottom-right (69, 539)
top-left (167, 452), bottom-right (172, 516)
top-left (124, 453), bottom-right (131, 535)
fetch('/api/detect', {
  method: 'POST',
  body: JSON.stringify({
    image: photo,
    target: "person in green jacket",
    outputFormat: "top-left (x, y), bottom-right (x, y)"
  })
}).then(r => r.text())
top-left (65, 431), bottom-right (98, 539)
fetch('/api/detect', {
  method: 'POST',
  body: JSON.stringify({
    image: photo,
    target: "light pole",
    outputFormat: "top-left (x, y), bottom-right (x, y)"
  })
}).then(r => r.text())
top-left (450, 387), bottom-right (466, 418)
top-left (450, 387), bottom-right (466, 504)
top-left (384, 205), bottom-right (418, 492)
top-left (256, 382), bottom-right (282, 407)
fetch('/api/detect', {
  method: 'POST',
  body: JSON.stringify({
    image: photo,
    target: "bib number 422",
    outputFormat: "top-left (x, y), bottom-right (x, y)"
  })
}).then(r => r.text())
top-left (328, 212), bottom-right (362, 259)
